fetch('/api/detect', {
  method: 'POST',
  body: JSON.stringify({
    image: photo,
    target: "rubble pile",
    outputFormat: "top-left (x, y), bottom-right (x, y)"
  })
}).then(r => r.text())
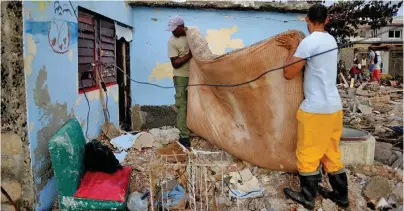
top-left (340, 82), bottom-right (403, 169)
top-left (90, 82), bottom-right (403, 210)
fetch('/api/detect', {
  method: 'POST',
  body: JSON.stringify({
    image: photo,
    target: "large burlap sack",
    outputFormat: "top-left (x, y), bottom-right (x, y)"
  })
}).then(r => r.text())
top-left (186, 28), bottom-right (305, 171)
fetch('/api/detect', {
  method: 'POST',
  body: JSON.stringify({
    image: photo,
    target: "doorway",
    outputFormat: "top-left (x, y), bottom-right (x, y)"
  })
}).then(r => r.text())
top-left (116, 38), bottom-right (132, 130)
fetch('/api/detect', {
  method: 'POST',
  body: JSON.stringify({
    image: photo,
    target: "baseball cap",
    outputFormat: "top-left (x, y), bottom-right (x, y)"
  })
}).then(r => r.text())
top-left (166, 16), bottom-right (184, 32)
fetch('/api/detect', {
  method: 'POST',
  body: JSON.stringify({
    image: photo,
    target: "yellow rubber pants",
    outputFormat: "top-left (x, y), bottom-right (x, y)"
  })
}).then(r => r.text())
top-left (296, 109), bottom-right (344, 175)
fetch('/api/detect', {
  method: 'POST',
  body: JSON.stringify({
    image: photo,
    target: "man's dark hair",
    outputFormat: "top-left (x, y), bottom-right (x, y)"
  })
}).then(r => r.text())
top-left (307, 4), bottom-right (328, 24)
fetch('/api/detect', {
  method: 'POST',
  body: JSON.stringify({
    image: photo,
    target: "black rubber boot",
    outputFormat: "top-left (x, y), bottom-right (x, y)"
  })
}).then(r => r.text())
top-left (319, 172), bottom-right (349, 208)
top-left (179, 137), bottom-right (191, 148)
top-left (284, 174), bottom-right (321, 210)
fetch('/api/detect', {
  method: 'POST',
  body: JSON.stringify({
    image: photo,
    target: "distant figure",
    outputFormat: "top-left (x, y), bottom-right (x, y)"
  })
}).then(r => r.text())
top-left (372, 51), bottom-right (382, 84)
top-left (368, 46), bottom-right (376, 74)
top-left (351, 60), bottom-right (362, 82)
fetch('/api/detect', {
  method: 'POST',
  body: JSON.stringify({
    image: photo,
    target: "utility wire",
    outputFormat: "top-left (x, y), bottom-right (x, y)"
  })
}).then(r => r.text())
top-left (105, 25), bottom-right (401, 89)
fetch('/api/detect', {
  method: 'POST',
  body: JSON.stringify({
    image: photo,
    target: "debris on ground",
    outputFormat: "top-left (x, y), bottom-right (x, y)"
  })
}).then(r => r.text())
top-left (87, 81), bottom-right (403, 211)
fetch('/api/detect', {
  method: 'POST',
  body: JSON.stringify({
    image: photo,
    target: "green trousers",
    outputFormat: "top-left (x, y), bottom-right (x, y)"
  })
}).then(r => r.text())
top-left (174, 76), bottom-right (190, 138)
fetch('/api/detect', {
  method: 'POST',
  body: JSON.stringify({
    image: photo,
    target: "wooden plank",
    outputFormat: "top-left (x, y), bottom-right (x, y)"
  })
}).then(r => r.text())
top-left (100, 27), bottom-right (114, 37)
top-left (100, 19), bottom-right (114, 29)
top-left (78, 22), bottom-right (94, 32)
top-left (79, 64), bottom-right (94, 73)
top-left (103, 76), bottom-right (116, 84)
top-left (78, 32), bottom-right (95, 40)
top-left (78, 39), bottom-right (94, 48)
top-left (101, 43), bottom-right (114, 51)
top-left (79, 56), bottom-right (94, 64)
top-left (78, 12), bottom-right (93, 25)
top-left (78, 48), bottom-right (94, 57)
top-left (101, 36), bottom-right (115, 44)
top-left (102, 57), bottom-right (115, 64)
top-left (101, 50), bottom-right (114, 57)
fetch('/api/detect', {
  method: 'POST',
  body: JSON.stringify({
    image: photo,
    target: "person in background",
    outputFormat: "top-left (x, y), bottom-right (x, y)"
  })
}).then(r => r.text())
top-left (368, 46), bottom-right (376, 78)
top-left (276, 4), bottom-right (349, 210)
top-left (372, 51), bottom-right (382, 84)
top-left (351, 59), bottom-right (362, 82)
top-left (166, 15), bottom-right (192, 148)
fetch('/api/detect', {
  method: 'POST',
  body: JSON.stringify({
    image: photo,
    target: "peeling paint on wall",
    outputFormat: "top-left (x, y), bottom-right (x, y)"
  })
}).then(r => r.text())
top-left (205, 25), bottom-right (244, 55)
top-left (25, 34), bottom-right (37, 77)
top-left (68, 49), bottom-right (73, 62)
top-left (148, 26), bottom-right (244, 82)
top-left (149, 62), bottom-right (173, 81)
top-left (33, 65), bottom-right (74, 193)
top-left (29, 122), bottom-right (34, 132)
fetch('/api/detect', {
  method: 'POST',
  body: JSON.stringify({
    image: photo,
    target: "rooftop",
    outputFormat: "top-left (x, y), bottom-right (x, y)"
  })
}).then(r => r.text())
top-left (128, 0), bottom-right (312, 13)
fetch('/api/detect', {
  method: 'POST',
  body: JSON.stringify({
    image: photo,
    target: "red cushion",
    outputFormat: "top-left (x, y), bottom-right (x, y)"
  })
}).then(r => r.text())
top-left (74, 167), bottom-right (131, 202)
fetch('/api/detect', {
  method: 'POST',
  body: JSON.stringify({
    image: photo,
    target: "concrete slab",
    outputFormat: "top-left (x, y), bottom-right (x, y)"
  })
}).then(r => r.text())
top-left (340, 132), bottom-right (375, 166)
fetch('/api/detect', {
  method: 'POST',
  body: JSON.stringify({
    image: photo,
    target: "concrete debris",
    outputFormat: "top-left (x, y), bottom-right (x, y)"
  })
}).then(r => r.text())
top-left (321, 199), bottom-right (338, 211)
top-left (364, 176), bottom-right (393, 201)
top-left (132, 132), bottom-right (155, 151)
top-left (358, 103), bottom-right (373, 114)
top-left (102, 122), bottom-right (122, 139)
top-left (392, 182), bottom-right (403, 200)
top-left (387, 193), bottom-right (398, 208)
top-left (149, 127), bottom-right (180, 145)
top-left (376, 197), bottom-right (390, 210)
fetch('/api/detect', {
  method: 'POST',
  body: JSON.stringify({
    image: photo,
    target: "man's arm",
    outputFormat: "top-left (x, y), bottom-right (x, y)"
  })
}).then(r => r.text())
top-left (276, 34), bottom-right (306, 80)
top-left (282, 48), bottom-right (306, 80)
top-left (170, 51), bottom-right (192, 69)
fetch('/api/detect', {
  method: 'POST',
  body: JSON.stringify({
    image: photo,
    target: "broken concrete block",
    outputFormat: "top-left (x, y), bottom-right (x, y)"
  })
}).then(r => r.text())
top-left (376, 197), bottom-right (390, 210)
top-left (149, 127), bottom-right (180, 145)
top-left (340, 135), bottom-right (375, 166)
top-left (358, 103), bottom-right (373, 114)
top-left (392, 183), bottom-right (403, 200)
top-left (239, 168), bottom-right (254, 182)
top-left (364, 176), bottom-right (392, 200)
top-left (370, 95), bottom-right (390, 104)
top-left (133, 132), bottom-right (155, 151)
top-left (375, 142), bottom-right (393, 165)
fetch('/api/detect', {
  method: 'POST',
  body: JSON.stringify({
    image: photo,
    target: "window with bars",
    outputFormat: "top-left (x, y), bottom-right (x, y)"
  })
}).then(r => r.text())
top-left (78, 8), bottom-right (117, 93)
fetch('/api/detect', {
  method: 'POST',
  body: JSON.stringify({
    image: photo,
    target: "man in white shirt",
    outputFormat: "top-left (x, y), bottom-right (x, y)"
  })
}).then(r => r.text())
top-left (277, 4), bottom-right (348, 210)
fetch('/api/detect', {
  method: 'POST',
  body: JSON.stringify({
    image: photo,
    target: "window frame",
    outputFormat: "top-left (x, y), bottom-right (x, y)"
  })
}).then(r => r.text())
top-left (78, 8), bottom-right (117, 94)
top-left (388, 30), bottom-right (402, 38)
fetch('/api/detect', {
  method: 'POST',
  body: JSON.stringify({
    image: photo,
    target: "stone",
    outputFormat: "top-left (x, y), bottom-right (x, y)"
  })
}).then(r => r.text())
top-left (370, 95), bottom-right (390, 104)
top-left (374, 142), bottom-right (393, 165)
top-left (387, 193), bottom-right (397, 207)
top-left (388, 153), bottom-right (399, 166)
top-left (358, 103), bottom-right (373, 114)
top-left (372, 104), bottom-right (394, 113)
top-left (149, 127), bottom-right (180, 145)
top-left (391, 155), bottom-right (403, 170)
top-left (1, 180), bottom-right (22, 202)
top-left (376, 197), bottom-right (390, 210)
top-left (321, 199), bottom-right (337, 211)
top-left (392, 183), bottom-right (403, 200)
top-left (239, 168), bottom-right (254, 182)
top-left (364, 177), bottom-right (392, 200)
top-left (354, 173), bottom-right (368, 180)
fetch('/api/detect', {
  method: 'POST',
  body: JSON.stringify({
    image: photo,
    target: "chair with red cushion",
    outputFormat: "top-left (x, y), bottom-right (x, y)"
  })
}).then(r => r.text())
top-left (48, 118), bottom-right (132, 210)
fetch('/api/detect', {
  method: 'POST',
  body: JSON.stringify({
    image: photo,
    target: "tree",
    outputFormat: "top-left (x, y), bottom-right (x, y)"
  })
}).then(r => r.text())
top-left (325, 1), bottom-right (403, 45)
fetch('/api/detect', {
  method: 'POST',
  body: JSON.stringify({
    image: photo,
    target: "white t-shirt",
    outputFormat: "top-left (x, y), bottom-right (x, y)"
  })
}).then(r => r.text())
top-left (375, 51), bottom-right (382, 69)
top-left (294, 32), bottom-right (342, 114)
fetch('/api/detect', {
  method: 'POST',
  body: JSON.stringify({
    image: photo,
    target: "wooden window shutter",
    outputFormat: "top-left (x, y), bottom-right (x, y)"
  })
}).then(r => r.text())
top-left (78, 10), bottom-right (96, 89)
top-left (99, 19), bottom-right (116, 84)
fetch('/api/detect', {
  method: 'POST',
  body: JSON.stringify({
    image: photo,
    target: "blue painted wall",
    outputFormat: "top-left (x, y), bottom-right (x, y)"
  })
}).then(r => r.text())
top-left (130, 7), bottom-right (308, 106)
top-left (23, 1), bottom-right (132, 210)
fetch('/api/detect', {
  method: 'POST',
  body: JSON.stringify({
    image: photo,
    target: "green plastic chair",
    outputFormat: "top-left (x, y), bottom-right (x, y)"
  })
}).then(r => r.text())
top-left (48, 118), bottom-right (128, 210)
